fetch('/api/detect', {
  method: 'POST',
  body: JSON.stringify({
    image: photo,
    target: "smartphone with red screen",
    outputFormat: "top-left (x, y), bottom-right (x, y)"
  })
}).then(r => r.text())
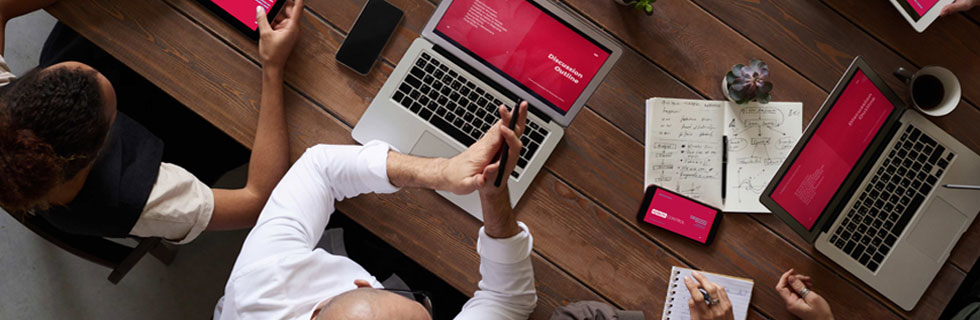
top-left (636, 185), bottom-right (722, 245)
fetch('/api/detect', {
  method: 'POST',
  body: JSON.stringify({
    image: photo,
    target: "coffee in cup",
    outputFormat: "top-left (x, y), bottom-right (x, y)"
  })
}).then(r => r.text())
top-left (894, 66), bottom-right (961, 117)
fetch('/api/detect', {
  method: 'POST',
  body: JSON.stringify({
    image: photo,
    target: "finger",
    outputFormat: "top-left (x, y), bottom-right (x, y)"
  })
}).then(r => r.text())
top-left (717, 282), bottom-right (732, 306)
top-left (459, 176), bottom-right (482, 193)
top-left (691, 271), bottom-right (720, 296)
top-left (683, 277), bottom-right (711, 316)
top-left (776, 269), bottom-right (793, 290)
top-left (516, 101), bottom-right (528, 137)
top-left (941, 1), bottom-right (970, 15)
top-left (500, 127), bottom-right (522, 166)
top-left (256, 6), bottom-right (272, 33)
top-left (498, 104), bottom-right (511, 127)
top-left (291, 0), bottom-right (305, 18)
top-left (776, 284), bottom-right (798, 305)
top-left (789, 276), bottom-right (816, 304)
top-left (683, 276), bottom-right (705, 303)
top-left (482, 162), bottom-right (500, 177)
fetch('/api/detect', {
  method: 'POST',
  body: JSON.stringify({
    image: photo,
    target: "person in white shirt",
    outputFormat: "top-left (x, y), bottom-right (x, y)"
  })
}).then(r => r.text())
top-left (214, 101), bottom-right (536, 320)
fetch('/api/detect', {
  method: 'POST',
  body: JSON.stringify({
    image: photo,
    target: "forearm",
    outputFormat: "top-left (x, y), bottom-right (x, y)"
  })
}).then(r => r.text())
top-left (245, 67), bottom-right (290, 197)
top-left (386, 151), bottom-right (447, 190)
top-left (480, 189), bottom-right (520, 239)
top-left (206, 68), bottom-right (290, 230)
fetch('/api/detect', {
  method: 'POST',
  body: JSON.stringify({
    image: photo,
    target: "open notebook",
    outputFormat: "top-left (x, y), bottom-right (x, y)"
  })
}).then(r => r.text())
top-left (663, 266), bottom-right (754, 320)
top-left (645, 98), bottom-right (803, 213)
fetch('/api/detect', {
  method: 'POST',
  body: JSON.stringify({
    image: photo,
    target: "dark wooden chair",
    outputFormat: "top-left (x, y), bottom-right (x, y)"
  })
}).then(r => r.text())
top-left (10, 211), bottom-right (177, 284)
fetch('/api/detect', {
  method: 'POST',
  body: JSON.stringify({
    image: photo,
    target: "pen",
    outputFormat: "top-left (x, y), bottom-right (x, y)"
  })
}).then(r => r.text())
top-left (494, 101), bottom-right (522, 187)
top-left (944, 184), bottom-right (980, 190)
top-left (698, 288), bottom-right (713, 306)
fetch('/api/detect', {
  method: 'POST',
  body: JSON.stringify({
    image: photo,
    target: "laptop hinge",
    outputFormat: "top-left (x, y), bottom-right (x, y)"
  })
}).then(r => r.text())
top-left (431, 45), bottom-right (554, 124)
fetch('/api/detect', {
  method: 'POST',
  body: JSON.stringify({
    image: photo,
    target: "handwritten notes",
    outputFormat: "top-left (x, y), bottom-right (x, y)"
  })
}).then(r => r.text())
top-left (645, 98), bottom-right (724, 208)
top-left (662, 266), bottom-right (754, 320)
top-left (645, 98), bottom-right (803, 212)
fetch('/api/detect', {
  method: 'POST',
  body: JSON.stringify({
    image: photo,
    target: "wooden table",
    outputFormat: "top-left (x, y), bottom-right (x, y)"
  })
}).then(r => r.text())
top-left (44, 0), bottom-right (980, 318)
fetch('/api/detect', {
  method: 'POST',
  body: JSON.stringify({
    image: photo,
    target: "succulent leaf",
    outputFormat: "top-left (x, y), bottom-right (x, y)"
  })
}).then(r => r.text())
top-left (731, 64), bottom-right (744, 78)
top-left (726, 59), bottom-right (773, 104)
top-left (757, 93), bottom-right (771, 104)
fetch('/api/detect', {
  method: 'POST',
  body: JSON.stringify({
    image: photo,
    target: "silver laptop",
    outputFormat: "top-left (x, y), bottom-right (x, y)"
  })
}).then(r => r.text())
top-left (353, 0), bottom-right (622, 220)
top-left (761, 57), bottom-right (980, 310)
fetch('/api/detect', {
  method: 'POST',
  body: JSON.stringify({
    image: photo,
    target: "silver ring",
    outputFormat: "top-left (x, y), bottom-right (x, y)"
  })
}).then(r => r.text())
top-left (708, 298), bottom-right (721, 305)
top-left (800, 287), bottom-right (810, 299)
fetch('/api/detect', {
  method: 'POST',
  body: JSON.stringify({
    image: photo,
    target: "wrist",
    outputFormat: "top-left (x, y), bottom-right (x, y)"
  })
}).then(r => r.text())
top-left (262, 65), bottom-right (285, 79)
top-left (429, 157), bottom-right (451, 190)
top-left (484, 219), bottom-right (520, 239)
top-left (480, 188), bottom-right (519, 239)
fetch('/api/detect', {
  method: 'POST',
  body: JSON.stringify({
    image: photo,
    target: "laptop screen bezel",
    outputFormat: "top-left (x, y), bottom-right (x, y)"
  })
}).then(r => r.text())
top-left (759, 57), bottom-right (907, 243)
top-left (420, 0), bottom-right (623, 127)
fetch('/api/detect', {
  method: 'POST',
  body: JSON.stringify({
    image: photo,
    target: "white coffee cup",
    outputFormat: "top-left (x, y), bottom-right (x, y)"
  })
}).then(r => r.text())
top-left (893, 66), bottom-right (961, 117)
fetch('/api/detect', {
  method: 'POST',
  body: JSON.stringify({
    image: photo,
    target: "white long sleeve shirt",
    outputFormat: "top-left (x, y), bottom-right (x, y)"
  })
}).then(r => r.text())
top-left (213, 142), bottom-right (536, 320)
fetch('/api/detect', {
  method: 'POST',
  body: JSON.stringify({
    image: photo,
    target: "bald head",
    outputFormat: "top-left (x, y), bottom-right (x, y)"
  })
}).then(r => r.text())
top-left (314, 288), bottom-right (430, 320)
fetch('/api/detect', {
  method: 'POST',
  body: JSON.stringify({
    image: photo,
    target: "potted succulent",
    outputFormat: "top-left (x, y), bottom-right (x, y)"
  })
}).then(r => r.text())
top-left (723, 59), bottom-right (773, 104)
top-left (614, 0), bottom-right (657, 16)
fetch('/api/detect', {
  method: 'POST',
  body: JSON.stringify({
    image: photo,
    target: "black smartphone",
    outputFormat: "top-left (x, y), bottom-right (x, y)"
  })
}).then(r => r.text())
top-left (336, 0), bottom-right (403, 75)
top-left (636, 185), bottom-right (722, 245)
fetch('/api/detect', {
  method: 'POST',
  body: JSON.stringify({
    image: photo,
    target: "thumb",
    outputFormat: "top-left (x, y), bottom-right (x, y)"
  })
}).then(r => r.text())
top-left (942, 1), bottom-right (970, 15)
top-left (256, 6), bottom-right (272, 32)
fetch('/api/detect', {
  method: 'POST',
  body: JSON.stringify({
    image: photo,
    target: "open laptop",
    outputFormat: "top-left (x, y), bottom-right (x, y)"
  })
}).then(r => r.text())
top-left (760, 57), bottom-right (980, 310)
top-left (353, 0), bottom-right (622, 220)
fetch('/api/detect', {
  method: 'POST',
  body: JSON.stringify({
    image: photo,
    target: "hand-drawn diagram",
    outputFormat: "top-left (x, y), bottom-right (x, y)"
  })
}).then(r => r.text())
top-left (724, 104), bottom-right (802, 212)
top-left (646, 99), bottom-right (802, 212)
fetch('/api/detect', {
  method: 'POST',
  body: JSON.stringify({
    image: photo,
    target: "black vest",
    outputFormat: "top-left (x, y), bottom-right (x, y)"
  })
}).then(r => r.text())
top-left (38, 113), bottom-right (164, 237)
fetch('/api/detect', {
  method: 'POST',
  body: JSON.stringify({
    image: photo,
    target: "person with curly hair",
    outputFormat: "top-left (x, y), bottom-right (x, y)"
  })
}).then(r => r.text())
top-left (0, 0), bottom-right (297, 244)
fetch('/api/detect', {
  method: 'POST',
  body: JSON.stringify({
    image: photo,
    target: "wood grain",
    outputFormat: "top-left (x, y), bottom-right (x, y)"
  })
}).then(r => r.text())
top-left (42, 0), bottom-right (977, 318)
top-left (45, 0), bottom-right (607, 318)
top-left (820, 0), bottom-right (980, 110)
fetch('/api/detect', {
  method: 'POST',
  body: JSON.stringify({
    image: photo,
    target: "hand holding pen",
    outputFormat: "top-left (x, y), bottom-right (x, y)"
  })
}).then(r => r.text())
top-left (494, 101), bottom-right (528, 187)
top-left (683, 271), bottom-right (734, 320)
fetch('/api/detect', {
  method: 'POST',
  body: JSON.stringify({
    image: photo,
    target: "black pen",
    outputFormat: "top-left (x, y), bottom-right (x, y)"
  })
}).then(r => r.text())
top-left (494, 101), bottom-right (522, 187)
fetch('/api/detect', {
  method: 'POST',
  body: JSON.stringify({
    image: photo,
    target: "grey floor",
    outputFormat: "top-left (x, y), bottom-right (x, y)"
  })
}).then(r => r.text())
top-left (1, 12), bottom-right (249, 319)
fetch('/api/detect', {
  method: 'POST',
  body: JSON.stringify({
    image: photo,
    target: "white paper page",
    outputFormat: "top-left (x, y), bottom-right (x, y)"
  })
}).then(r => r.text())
top-left (723, 102), bottom-right (803, 213)
top-left (662, 266), bottom-right (754, 320)
top-left (645, 98), bottom-right (725, 208)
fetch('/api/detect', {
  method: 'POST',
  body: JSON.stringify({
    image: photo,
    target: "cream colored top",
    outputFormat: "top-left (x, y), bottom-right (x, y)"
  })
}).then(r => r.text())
top-left (0, 55), bottom-right (213, 244)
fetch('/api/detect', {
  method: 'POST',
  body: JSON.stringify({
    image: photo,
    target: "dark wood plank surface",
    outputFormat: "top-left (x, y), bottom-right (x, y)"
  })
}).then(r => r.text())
top-left (42, 0), bottom-right (979, 318)
top-left (43, 0), bottom-right (605, 318)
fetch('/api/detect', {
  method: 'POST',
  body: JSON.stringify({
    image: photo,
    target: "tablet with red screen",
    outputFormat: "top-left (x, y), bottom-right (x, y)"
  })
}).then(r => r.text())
top-left (195, 0), bottom-right (287, 39)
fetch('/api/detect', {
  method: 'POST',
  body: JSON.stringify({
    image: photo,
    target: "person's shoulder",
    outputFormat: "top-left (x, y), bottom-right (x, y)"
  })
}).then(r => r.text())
top-left (0, 54), bottom-right (17, 87)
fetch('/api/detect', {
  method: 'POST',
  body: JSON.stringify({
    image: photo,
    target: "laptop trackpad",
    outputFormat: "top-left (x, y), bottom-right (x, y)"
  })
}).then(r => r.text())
top-left (410, 131), bottom-right (462, 158)
top-left (907, 198), bottom-right (967, 262)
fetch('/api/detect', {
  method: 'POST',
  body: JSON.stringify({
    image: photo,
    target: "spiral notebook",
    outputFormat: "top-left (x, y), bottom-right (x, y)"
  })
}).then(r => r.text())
top-left (663, 266), bottom-right (754, 320)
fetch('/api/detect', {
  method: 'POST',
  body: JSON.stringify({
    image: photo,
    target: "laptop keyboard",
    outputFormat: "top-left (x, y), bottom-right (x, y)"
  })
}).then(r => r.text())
top-left (829, 125), bottom-right (955, 272)
top-left (390, 52), bottom-right (551, 178)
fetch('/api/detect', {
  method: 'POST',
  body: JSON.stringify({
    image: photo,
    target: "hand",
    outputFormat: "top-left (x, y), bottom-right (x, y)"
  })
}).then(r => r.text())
top-left (941, 0), bottom-right (979, 16)
top-left (776, 269), bottom-right (834, 320)
top-left (685, 271), bottom-right (734, 320)
top-left (256, 0), bottom-right (303, 70)
top-left (440, 101), bottom-right (528, 195)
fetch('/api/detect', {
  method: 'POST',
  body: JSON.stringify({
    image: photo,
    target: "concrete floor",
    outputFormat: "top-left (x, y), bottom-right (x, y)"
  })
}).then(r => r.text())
top-left (0, 12), bottom-right (249, 319)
